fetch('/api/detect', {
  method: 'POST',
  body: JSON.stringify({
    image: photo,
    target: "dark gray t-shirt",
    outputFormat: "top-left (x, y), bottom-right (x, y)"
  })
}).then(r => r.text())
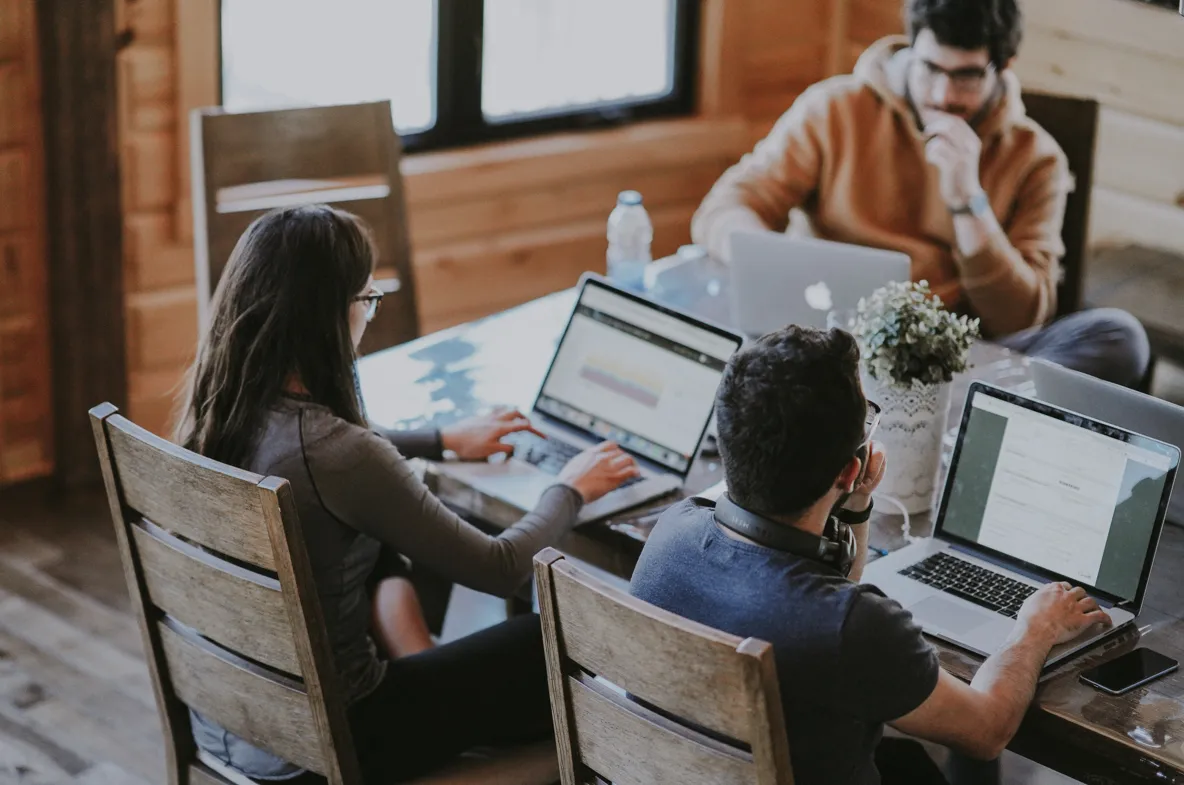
top-left (630, 499), bottom-right (939, 785)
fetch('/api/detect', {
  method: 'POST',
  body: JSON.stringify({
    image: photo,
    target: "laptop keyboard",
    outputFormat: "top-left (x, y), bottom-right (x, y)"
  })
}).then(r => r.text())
top-left (899, 552), bottom-right (1038, 619)
top-left (502, 432), bottom-right (643, 488)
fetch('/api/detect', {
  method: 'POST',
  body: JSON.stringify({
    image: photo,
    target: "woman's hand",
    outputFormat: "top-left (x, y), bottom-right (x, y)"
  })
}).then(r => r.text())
top-left (558, 442), bottom-right (641, 503)
top-left (440, 407), bottom-right (543, 460)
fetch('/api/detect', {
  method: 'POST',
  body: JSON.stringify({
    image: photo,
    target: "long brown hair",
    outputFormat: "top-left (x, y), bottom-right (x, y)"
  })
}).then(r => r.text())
top-left (176, 205), bottom-right (376, 467)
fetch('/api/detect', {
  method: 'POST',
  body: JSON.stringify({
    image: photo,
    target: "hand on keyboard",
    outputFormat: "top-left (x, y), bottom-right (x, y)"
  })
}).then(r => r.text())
top-left (558, 441), bottom-right (641, 504)
top-left (441, 407), bottom-right (544, 460)
top-left (1017, 582), bottom-right (1112, 645)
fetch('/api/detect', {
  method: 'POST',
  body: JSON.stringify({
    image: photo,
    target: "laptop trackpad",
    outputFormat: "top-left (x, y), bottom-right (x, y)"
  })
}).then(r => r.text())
top-left (910, 596), bottom-right (994, 636)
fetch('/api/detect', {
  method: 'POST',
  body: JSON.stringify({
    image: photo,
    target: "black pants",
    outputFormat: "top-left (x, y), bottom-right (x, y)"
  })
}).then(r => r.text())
top-left (876, 737), bottom-right (950, 785)
top-left (347, 612), bottom-right (554, 782)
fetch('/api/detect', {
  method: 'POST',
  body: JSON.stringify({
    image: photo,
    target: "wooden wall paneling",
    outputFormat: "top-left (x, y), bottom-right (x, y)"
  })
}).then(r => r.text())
top-left (1014, 26), bottom-right (1184, 128)
top-left (740, 0), bottom-right (827, 64)
top-left (127, 368), bottom-right (185, 442)
top-left (1021, 0), bottom-right (1182, 61)
top-left (826, 0), bottom-right (853, 76)
top-left (400, 118), bottom-right (749, 204)
top-left (697, 0), bottom-right (744, 117)
top-left (0, 148), bottom-right (31, 233)
top-left (174, 0), bottom-right (219, 244)
top-left (415, 204), bottom-right (695, 333)
top-left (125, 287), bottom-right (198, 373)
top-left (0, 0), bottom-right (23, 61)
top-left (0, 61), bottom-right (28, 144)
top-left (0, 0), bottom-right (53, 484)
top-left (407, 161), bottom-right (726, 247)
top-left (37, 0), bottom-right (128, 486)
top-left (848, 0), bottom-right (904, 49)
top-left (1090, 189), bottom-right (1184, 257)
top-left (1095, 108), bottom-right (1184, 208)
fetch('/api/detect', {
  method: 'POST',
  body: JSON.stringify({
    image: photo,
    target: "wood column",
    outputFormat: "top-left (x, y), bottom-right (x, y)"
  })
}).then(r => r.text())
top-left (37, 0), bottom-right (128, 487)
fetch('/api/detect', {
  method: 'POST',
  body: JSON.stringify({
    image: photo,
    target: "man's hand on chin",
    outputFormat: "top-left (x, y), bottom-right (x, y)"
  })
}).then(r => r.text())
top-left (923, 112), bottom-right (984, 209)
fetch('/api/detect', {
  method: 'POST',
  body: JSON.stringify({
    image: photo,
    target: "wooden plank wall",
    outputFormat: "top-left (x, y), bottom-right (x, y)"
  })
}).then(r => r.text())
top-left (109, 0), bottom-right (901, 437)
top-left (0, 0), bottom-right (53, 483)
top-left (1013, 0), bottom-right (1184, 255)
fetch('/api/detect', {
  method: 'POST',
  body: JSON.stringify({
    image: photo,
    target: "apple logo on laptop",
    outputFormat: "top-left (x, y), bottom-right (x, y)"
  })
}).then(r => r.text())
top-left (804, 281), bottom-right (833, 312)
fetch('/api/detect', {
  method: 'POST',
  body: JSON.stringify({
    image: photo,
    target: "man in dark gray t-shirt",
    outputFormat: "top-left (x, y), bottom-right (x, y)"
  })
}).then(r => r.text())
top-left (631, 325), bottom-right (1112, 785)
top-left (632, 498), bottom-right (939, 784)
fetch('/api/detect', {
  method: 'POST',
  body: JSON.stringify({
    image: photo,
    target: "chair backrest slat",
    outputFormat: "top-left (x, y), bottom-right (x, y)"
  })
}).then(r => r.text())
top-left (105, 415), bottom-right (274, 570)
top-left (131, 520), bottom-right (301, 674)
top-left (550, 556), bottom-right (761, 741)
top-left (534, 549), bottom-right (794, 785)
top-left (567, 673), bottom-right (755, 785)
top-left (158, 619), bottom-right (325, 773)
top-left (196, 103), bottom-right (392, 188)
top-left (90, 403), bottom-right (361, 785)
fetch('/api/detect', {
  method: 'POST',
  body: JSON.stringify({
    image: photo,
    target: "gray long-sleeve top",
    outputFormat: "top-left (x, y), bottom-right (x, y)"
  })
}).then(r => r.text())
top-left (192, 396), bottom-right (581, 779)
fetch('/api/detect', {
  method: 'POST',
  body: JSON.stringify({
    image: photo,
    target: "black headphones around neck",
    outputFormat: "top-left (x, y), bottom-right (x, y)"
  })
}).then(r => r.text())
top-left (712, 493), bottom-right (857, 577)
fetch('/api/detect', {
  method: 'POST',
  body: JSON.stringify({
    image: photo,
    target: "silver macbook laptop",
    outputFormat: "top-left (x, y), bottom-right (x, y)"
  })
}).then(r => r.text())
top-left (1031, 357), bottom-right (1184, 525)
top-left (436, 274), bottom-right (743, 524)
top-left (728, 230), bottom-right (911, 337)
top-left (865, 382), bottom-right (1179, 669)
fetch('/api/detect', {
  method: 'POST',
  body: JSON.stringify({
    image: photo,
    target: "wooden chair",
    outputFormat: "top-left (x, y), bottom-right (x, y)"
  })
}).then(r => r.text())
top-left (89, 402), bottom-right (558, 785)
top-left (1021, 91), bottom-right (1099, 320)
top-left (190, 100), bottom-right (418, 356)
top-left (1024, 91), bottom-right (1158, 391)
top-left (533, 548), bottom-right (794, 785)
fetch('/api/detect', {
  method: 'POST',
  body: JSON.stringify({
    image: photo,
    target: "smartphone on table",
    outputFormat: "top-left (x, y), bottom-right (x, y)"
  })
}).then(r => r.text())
top-left (1079, 648), bottom-right (1179, 696)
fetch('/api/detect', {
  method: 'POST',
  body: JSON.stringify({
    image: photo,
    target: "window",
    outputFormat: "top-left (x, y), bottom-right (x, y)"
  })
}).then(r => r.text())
top-left (220, 0), bottom-right (699, 152)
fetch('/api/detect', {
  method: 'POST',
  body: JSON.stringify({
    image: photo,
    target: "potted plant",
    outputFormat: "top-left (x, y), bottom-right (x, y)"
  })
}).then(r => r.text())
top-left (845, 280), bottom-right (980, 514)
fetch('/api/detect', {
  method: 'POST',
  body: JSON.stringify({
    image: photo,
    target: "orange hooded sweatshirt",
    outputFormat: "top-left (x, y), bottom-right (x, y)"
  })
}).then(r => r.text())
top-left (692, 36), bottom-right (1071, 337)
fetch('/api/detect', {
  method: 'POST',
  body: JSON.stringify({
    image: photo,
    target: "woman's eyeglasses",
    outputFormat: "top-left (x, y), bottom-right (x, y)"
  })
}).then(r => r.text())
top-left (354, 286), bottom-right (384, 323)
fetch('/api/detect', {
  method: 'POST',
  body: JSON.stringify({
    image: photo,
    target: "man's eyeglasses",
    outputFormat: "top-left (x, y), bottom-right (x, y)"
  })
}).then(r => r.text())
top-left (859, 400), bottom-right (882, 452)
top-left (915, 59), bottom-right (994, 93)
top-left (354, 286), bottom-right (384, 323)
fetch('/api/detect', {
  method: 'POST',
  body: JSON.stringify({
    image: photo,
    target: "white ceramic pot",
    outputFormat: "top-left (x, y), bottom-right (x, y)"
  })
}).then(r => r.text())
top-left (863, 374), bottom-right (951, 515)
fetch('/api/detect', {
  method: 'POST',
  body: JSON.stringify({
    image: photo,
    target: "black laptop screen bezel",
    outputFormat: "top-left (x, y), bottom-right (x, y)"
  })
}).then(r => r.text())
top-left (529, 273), bottom-right (743, 480)
top-left (934, 381), bottom-right (1180, 610)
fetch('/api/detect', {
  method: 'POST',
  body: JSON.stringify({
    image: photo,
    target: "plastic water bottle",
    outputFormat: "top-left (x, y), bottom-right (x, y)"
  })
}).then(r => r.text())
top-left (606, 190), bottom-right (652, 292)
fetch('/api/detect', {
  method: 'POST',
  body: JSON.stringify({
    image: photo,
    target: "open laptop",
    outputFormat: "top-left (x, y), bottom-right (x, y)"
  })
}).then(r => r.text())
top-left (435, 274), bottom-right (743, 524)
top-left (1031, 357), bottom-right (1184, 525)
top-left (864, 382), bottom-right (1180, 668)
top-left (728, 230), bottom-right (911, 337)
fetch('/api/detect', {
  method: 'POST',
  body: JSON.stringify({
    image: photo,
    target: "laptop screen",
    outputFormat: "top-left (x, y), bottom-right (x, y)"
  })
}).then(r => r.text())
top-left (534, 281), bottom-right (740, 475)
top-left (939, 387), bottom-right (1179, 604)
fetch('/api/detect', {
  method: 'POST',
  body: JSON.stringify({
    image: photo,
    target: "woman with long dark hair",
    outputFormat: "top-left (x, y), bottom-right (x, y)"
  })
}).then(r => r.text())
top-left (177, 204), bottom-right (637, 782)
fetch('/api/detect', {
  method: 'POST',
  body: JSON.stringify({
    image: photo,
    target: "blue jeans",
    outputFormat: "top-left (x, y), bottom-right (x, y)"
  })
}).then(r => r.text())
top-left (997, 308), bottom-right (1150, 388)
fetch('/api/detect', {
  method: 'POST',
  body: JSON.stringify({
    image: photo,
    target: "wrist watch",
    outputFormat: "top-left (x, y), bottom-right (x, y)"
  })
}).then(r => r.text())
top-left (950, 190), bottom-right (991, 217)
top-left (835, 498), bottom-right (873, 525)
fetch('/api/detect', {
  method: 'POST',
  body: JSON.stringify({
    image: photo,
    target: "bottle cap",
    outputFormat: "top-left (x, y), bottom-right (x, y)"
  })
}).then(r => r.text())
top-left (617, 190), bottom-right (642, 206)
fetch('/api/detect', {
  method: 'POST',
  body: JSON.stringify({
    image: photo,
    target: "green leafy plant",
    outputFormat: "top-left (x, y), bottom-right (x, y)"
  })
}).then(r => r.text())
top-left (847, 280), bottom-right (980, 388)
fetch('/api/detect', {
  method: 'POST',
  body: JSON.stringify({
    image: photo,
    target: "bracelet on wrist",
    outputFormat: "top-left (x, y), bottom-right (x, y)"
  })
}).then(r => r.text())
top-left (835, 498), bottom-right (873, 525)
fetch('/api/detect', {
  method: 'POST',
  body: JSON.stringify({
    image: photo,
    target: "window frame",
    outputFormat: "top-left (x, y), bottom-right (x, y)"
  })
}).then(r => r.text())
top-left (216, 0), bottom-right (701, 153)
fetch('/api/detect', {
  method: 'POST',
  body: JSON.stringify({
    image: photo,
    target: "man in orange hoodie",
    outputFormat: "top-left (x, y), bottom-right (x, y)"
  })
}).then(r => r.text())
top-left (693, 0), bottom-right (1149, 388)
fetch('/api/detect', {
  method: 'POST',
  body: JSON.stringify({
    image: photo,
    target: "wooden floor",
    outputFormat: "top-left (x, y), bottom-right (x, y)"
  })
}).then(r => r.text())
top-left (0, 484), bottom-right (163, 785)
